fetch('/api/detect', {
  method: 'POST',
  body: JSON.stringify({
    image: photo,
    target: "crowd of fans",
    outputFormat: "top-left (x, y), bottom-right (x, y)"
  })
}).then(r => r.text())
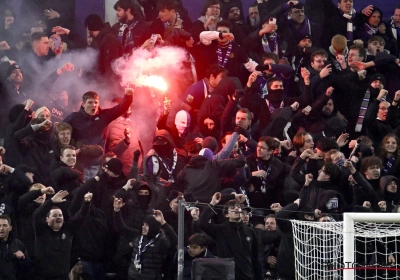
top-left (1, 0), bottom-right (400, 279)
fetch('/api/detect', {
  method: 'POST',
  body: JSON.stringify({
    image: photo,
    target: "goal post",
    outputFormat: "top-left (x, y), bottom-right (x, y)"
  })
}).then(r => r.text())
top-left (343, 213), bottom-right (400, 280)
top-left (292, 213), bottom-right (400, 280)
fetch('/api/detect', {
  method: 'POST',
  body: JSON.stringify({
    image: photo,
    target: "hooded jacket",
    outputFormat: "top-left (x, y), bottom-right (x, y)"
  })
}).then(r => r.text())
top-left (176, 155), bottom-right (246, 202)
top-left (151, 130), bottom-right (188, 183)
top-left (379, 175), bottom-right (400, 212)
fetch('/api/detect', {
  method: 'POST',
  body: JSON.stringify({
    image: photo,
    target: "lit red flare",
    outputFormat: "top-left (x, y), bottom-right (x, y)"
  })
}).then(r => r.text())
top-left (143, 75), bottom-right (167, 92)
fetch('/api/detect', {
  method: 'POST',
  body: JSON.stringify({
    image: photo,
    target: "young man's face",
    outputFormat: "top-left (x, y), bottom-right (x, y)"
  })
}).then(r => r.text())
top-left (158, 8), bottom-right (175, 22)
top-left (83, 98), bottom-right (100, 115)
top-left (116, 7), bottom-right (129, 22)
top-left (364, 165), bottom-right (381, 180)
top-left (256, 141), bottom-right (271, 160)
top-left (7, 69), bottom-right (23, 84)
top-left (188, 244), bottom-right (205, 257)
top-left (46, 208), bottom-right (64, 231)
top-left (228, 7), bottom-right (241, 21)
top-left (225, 203), bottom-right (241, 222)
top-left (289, 8), bottom-right (305, 24)
top-left (347, 49), bottom-right (363, 65)
top-left (142, 223), bottom-right (149, 235)
top-left (303, 134), bottom-right (314, 150)
top-left (330, 151), bottom-right (344, 165)
top-left (394, 9), bottom-right (400, 25)
top-left (265, 217), bottom-right (277, 231)
top-left (368, 40), bottom-right (385, 56)
top-left (209, 72), bottom-right (224, 88)
top-left (241, 209), bottom-right (250, 224)
top-left (269, 81), bottom-right (283, 90)
top-left (60, 148), bottom-right (76, 167)
top-left (317, 167), bottom-right (330, 181)
top-left (0, 218), bottom-right (12, 241)
top-left (57, 129), bottom-right (71, 146)
top-left (248, 6), bottom-right (259, 20)
top-left (203, 118), bottom-right (215, 131)
top-left (370, 79), bottom-right (384, 89)
top-left (322, 99), bottom-right (334, 115)
top-left (338, 0), bottom-right (353, 14)
top-left (311, 55), bottom-right (327, 72)
top-left (386, 181), bottom-right (398, 193)
top-left (34, 36), bottom-right (50, 56)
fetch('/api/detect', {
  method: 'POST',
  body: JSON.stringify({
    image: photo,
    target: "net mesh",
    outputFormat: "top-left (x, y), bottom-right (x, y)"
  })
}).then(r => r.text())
top-left (291, 220), bottom-right (400, 280)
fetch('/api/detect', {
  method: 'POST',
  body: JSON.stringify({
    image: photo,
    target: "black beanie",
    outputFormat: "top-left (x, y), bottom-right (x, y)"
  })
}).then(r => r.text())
top-left (144, 215), bottom-right (161, 239)
top-left (6, 63), bottom-right (21, 78)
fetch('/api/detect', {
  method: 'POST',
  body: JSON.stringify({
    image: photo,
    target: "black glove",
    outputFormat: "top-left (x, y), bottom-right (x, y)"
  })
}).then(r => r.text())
top-left (133, 150), bottom-right (141, 162)
top-left (234, 126), bottom-right (250, 138)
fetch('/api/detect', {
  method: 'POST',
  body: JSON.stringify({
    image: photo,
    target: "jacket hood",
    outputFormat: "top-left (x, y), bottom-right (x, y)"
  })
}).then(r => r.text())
top-left (152, 129), bottom-right (174, 155)
top-left (380, 175), bottom-right (399, 194)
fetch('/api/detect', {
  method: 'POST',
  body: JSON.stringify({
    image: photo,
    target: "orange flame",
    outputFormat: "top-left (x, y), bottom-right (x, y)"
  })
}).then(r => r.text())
top-left (143, 75), bottom-right (167, 92)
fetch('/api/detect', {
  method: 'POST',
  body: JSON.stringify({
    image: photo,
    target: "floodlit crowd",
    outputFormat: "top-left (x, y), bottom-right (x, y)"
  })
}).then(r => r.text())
top-left (1, 0), bottom-right (400, 279)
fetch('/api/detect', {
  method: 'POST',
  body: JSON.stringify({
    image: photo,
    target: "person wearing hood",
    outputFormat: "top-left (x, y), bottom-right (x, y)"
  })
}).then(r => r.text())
top-left (198, 192), bottom-right (263, 280)
top-left (84, 14), bottom-right (122, 80)
top-left (63, 89), bottom-right (133, 181)
top-left (157, 106), bottom-right (192, 149)
top-left (175, 147), bottom-right (245, 202)
top-left (129, 151), bottom-right (170, 211)
top-left (0, 214), bottom-right (30, 280)
top-left (113, 198), bottom-right (178, 280)
top-left (4, 102), bottom-right (33, 167)
top-left (149, 129), bottom-right (188, 183)
top-left (378, 175), bottom-right (400, 212)
top-left (13, 111), bottom-right (53, 186)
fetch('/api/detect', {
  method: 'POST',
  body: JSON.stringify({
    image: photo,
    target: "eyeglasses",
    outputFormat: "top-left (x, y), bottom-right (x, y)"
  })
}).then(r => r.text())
top-left (208, 5), bottom-right (220, 10)
top-left (313, 59), bottom-right (327, 63)
top-left (229, 8), bottom-right (240, 13)
top-left (379, 107), bottom-right (389, 111)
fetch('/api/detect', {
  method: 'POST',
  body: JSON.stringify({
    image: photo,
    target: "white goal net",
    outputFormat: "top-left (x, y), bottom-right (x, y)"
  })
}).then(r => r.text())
top-left (292, 213), bottom-right (400, 280)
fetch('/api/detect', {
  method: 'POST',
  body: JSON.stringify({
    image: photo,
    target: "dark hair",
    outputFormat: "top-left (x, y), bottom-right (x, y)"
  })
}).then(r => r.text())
top-left (184, 140), bottom-right (202, 154)
top-left (205, 64), bottom-right (228, 79)
top-left (201, 0), bottom-right (220, 16)
top-left (82, 91), bottom-right (99, 102)
top-left (223, 199), bottom-right (240, 215)
top-left (46, 206), bottom-right (62, 218)
top-left (323, 162), bottom-right (340, 181)
top-left (349, 45), bottom-right (367, 59)
top-left (380, 133), bottom-right (400, 158)
top-left (267, 77), bottom-right (283, 89)
top-left (188, 233), bottom-right (209, 247)
top-left (237, 108), bottom-right (253, 121)
top-left (396, 5), bottom-right (400, 10)
top-left (249, 2), bottom-right (258, 8)
top-left (0, 214), bottom-right (11, 225)
top-left (114, 0), bottom-right (136, 12)
top-left (157, 0), bottom-right (178, 11)
top-left (360, 156), bottom-right (383, 174)
top-left (261, 52), bottom-right (279, 64)
top-left (311, 49), bottom-right (328, 62)
top-left (316, 137), bottom-right (339, 152)
top-left (265, 214), bottom-right (275, 219)
top-left (259, 136), bottom-right (280, 150)
top-left (368, 35), bottom-right (385, 45)
top-left (60, 145), bottom-right (76, 157)
top-left (84, 14), bottom-right (104, 31)
top-left (31, 32), bottom-right (47, 43)
top-left (217, 20), bottom-right (232, 31)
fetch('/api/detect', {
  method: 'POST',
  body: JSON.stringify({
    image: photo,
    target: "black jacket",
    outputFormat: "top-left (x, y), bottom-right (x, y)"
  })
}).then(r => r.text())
top-left (50, 161), bottom-right (83, 193)
top-left (176, 155), bottom-right (246, 203)
top-left (198, 206), bottom-right (263, 280)
top-left (0, 233), bottom-right (30, 280)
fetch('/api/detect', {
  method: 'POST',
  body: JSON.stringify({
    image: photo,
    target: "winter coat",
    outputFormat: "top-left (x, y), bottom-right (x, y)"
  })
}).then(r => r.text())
top-left (176, 155), bottom-right (246, 202)
top-left (0, 233), bottom-right (30, 280)
top-left (198, 206), bottom-right (263, 280)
